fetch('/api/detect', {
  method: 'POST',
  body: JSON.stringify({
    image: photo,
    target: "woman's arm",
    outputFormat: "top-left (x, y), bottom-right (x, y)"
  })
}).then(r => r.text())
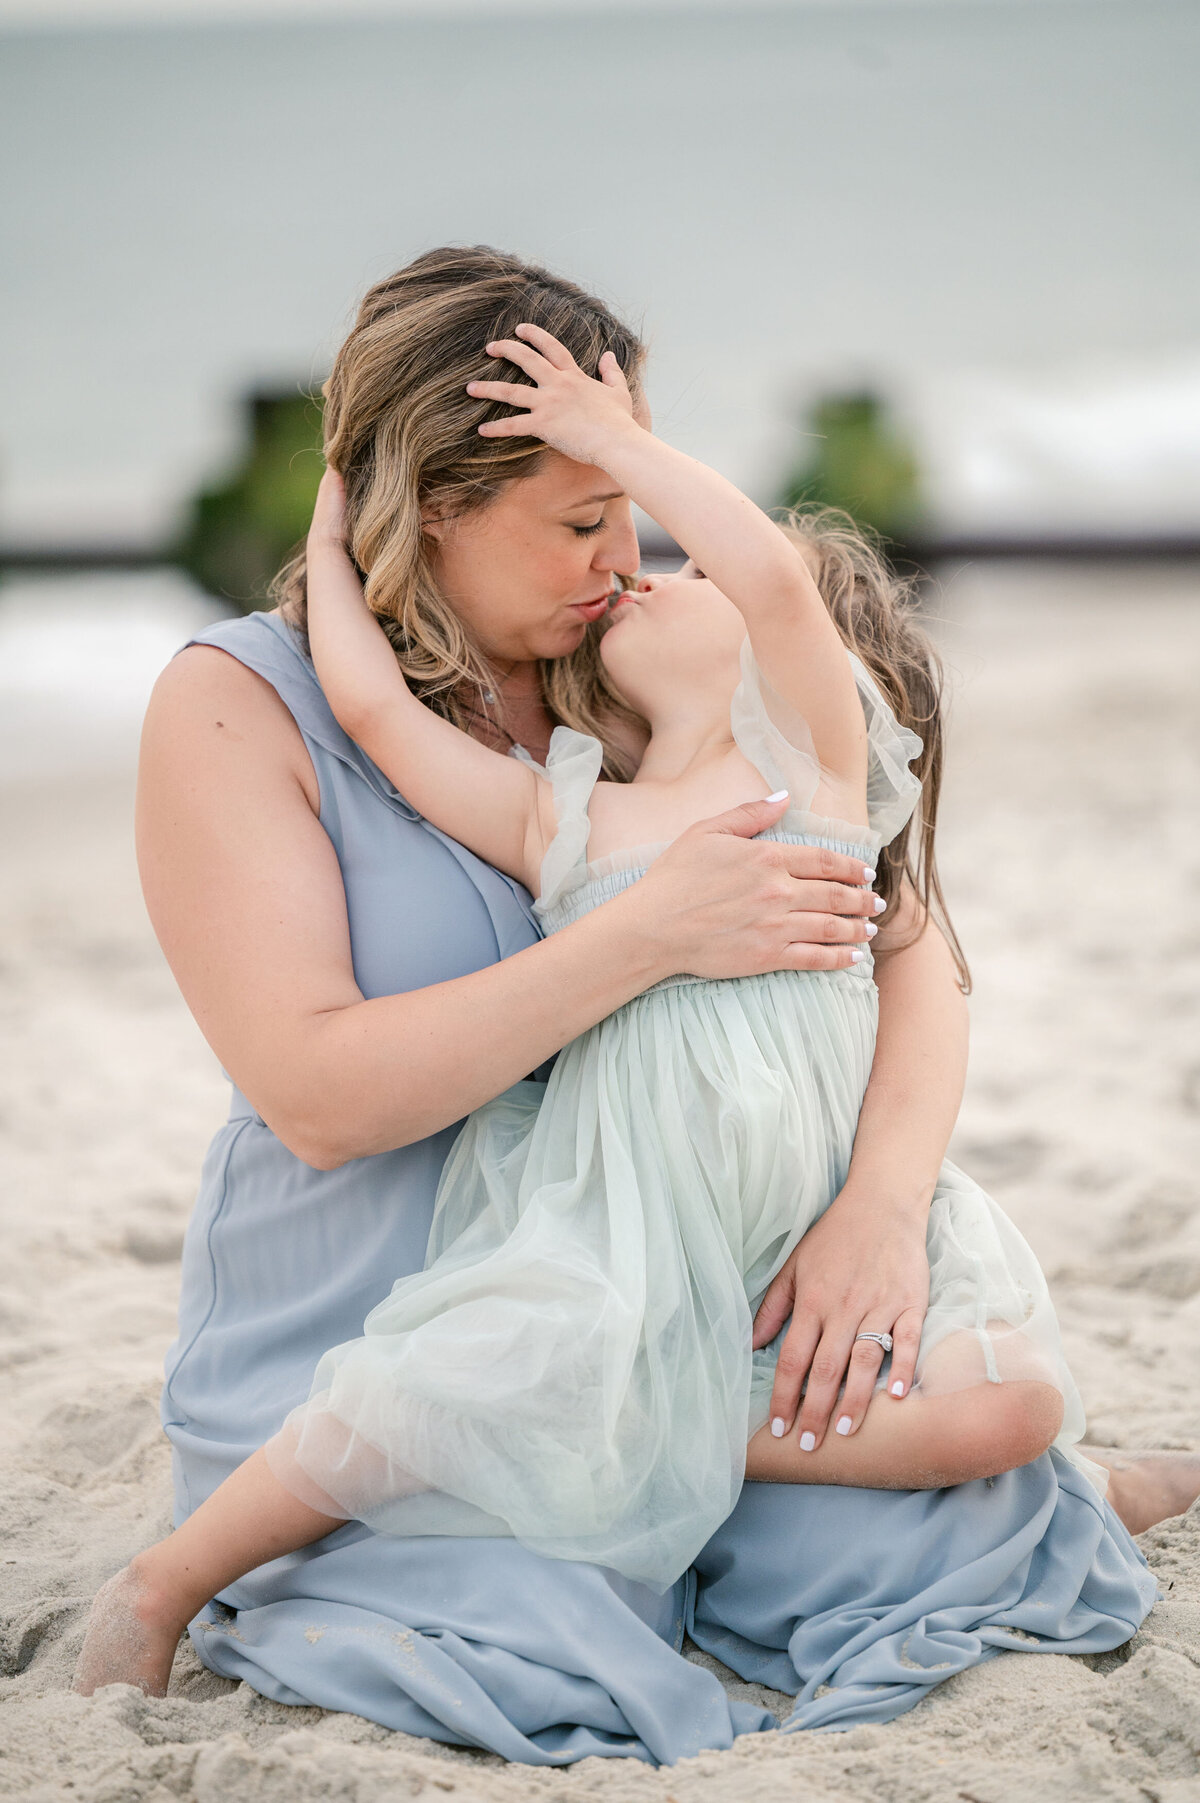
top-left (306, 471), bottom-right (548, 890)
top-left (752, 888), bottom-right (969, 1447)
top-left (137, 647), bottom-right (880, 1170)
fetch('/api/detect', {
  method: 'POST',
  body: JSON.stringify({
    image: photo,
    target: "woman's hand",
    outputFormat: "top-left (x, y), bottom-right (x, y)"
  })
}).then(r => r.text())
top-left (467, 323), bottom-right (639, 468)
top-left (616, 792), bottom-right (883, 980)
top-left (753, 1182), bottom-right (931, 1450)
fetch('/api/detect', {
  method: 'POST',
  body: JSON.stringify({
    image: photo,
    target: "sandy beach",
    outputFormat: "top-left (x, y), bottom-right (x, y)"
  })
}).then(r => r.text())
top-left (2, 561), bottom-right (1198, 1801)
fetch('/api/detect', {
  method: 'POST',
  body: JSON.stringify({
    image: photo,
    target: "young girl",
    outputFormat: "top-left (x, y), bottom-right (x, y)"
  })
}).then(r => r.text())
top-left (76, 324), bottom-right (1091, 1697)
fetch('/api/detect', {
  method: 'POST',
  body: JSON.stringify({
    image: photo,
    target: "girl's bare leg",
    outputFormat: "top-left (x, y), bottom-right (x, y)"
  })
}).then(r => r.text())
top-left (748, 1320), bottom-right (1067, 1489)
top-left (747, 1377), bottom-right (1065, 1490)
top-left (73, 1448), bottom-right (342, 1697)
top-left (747, 1361), bottom-right (1200, 1535)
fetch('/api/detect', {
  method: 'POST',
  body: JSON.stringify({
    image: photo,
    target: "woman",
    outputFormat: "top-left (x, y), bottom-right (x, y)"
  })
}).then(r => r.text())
top-left (137, 247), bottom-right (1181, 1764)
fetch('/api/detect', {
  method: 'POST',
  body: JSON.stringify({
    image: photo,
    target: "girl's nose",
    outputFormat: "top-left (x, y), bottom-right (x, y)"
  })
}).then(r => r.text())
top-left (635, 575), bottom-right (658, 594)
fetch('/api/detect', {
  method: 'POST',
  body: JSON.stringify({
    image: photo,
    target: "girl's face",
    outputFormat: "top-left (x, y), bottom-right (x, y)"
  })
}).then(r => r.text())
top-left (598, 561), bottom-right (747, 721)
top-left (423, 449), bottom-right (642, 664)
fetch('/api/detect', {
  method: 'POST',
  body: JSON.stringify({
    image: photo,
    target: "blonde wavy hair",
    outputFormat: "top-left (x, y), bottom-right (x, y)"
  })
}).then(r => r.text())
top-left (274, 244), bottom-right (648, 778)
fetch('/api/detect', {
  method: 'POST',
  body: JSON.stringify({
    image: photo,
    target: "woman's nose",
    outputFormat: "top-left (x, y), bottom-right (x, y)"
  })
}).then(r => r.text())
top-left (595, 501), bottom-right (640, 580)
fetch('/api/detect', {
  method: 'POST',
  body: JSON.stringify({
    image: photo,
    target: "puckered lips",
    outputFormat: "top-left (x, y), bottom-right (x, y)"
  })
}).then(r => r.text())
top-left (605, 592), bottom-right (641, 621)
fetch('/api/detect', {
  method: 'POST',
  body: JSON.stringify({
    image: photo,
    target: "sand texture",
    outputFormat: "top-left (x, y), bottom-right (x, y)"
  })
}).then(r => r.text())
top-left (1, 563), bottom-right (1198, 1801)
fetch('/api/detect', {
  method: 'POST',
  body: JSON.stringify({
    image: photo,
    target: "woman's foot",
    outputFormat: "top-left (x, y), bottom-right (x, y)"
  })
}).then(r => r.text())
top-left (72, 1556), bottom-right (189, 1698)
top-left (1083, 1446), bottom-right (1200, 1535)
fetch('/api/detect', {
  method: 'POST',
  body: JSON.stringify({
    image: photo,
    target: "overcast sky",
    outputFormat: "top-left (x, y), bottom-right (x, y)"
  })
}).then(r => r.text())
top-left (1, 0), bottom-right (813, 26)
top-left (1, 0), bottom-right (1194, 544)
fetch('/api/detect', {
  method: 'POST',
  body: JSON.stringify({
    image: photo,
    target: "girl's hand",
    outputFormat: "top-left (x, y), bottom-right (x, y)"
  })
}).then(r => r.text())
top-left (616, 792), bottom-right (883, 981)
top-left (301, 465), bottom-right (412, 742)
top-left (307, 467), bottom-right (353, 562)
top-left (753, 1184), bottom-right (931, 1449)
top-left (466, 323), bottom-right (639, 468)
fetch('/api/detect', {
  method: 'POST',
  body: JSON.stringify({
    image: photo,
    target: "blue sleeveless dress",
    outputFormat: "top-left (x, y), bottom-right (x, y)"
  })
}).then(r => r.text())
top-left (163, 610), bottom-right (1157, 1764)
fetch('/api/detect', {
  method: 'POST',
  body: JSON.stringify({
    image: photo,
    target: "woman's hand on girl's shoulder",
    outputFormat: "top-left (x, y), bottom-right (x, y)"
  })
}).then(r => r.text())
top-left (622, 792), bottom-right (882, 981)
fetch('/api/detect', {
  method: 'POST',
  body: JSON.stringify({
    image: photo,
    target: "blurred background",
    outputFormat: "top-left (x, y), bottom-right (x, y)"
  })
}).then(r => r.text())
top-left (1, 0), bottom-right (1198, 767)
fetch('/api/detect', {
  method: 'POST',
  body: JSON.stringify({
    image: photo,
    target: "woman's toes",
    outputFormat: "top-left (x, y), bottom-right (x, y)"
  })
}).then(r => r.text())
top-left (72, 1562), bottom-right (183, 1698)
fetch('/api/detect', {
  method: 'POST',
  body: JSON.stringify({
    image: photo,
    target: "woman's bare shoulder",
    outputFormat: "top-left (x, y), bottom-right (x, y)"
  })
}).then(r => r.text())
top-left (144, 640), bottom-right (319, 810)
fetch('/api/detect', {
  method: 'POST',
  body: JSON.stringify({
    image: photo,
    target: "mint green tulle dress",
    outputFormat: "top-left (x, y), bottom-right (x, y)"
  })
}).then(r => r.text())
top-left (266, 645), bottom-right (1097, 1591)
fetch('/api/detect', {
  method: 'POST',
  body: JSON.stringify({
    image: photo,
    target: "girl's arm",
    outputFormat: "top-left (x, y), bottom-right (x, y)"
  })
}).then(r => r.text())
top-left (470, 325), bottom-right (865, 809)
top-left (306, 470), bottom-right (548, 891)
top-left (751, 888), bottom-right (969, 1447)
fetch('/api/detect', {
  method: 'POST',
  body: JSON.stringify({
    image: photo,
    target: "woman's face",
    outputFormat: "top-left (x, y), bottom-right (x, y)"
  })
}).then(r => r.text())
top-left (424, 450), bottom-right (642, 664)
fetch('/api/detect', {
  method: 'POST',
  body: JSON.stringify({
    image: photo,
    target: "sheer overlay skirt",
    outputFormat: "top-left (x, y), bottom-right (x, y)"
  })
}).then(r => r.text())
top-left (264, 965), bottom-right (1095, 1591)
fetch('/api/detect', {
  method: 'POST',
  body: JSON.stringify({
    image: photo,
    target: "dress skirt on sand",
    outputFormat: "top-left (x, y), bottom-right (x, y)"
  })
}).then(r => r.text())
top-left (263, 638), bottom-right (1105, 1592)
top-left (162, 611), bottom-right (1157, 1763)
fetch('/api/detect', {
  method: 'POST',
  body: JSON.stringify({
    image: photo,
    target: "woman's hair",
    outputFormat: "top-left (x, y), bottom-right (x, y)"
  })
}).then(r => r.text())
top-left (274, 244), bottom-right (647, 777)
top-left (777, 507), bottom-right (970, 991)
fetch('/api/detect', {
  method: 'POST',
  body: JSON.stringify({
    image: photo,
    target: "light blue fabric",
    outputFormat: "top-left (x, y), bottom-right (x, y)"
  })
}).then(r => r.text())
top-left (163, 609), bottom-right (1157, 1765)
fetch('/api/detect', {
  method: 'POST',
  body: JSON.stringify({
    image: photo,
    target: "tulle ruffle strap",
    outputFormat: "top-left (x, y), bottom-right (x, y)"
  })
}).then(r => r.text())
top-left (512, 726), bottom-right (605, 914)
top-left (849, 652), bottom-right (924, 847)
top-left (729, 639), bottom-right (822, 813)
top-left (731, 639), bottom-right (923, 850)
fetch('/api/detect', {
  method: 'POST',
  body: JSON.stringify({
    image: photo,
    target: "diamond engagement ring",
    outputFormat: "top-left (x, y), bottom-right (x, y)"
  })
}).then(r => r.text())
top-left (855, 1331), bottom-right (894, 1352)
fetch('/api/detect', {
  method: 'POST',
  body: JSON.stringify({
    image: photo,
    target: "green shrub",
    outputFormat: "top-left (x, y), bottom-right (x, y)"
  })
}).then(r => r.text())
top-left (175, 389), bottom-right (324, 608)
top-left (780, 390), bottom-right (923, 542)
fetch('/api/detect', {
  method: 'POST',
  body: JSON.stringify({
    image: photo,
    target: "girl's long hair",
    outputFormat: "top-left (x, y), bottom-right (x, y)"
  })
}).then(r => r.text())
top-left (273, 244), bottom-right (647, 777)
top-left (778, 507), bottom-right (969, 990)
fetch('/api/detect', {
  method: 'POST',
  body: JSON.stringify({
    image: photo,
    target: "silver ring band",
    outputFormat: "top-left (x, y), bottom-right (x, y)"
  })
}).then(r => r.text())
top-left (855, 1330), bottom-right (894, 1352)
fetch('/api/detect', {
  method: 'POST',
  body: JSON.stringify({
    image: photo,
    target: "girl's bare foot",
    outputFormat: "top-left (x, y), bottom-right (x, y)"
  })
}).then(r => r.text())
top-left (1082, 1445), bottom-right (1200, 1536)
top-left (72, 1556), bottom-right (190, 1698)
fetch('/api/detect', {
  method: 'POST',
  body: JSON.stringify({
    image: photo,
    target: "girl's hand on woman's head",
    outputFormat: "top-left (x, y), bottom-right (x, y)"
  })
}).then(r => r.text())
top-left (467, 324), bottom-right (640, 469)
top-left (616, 792), bottom-right (882, 982)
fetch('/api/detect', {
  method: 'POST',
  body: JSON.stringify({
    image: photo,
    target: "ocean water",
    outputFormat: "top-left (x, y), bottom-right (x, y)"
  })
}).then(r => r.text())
top-left (1, 0), bottom-right (1197, 546)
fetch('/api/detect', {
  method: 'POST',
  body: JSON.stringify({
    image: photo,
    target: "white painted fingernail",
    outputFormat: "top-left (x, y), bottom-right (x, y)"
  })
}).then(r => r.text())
top-left (765, 790), bottom-right (789, 804)
top-left (799, 1431), bottom-right (816, 1451)
top-left (862, 866), bottom-right (877, 883)
top-left (770, 1417), bottom-right (785, 1438)
top-left (865, 921), bottom-right (878, 937)
top-left (850, 948), bottom-right (866, 963)
top-left (891, 1380), bottom-right (905, 1397)
top-left (836, 1415), bottom-right (852, 1436)
top-left (873, 894), bottom-right (887, 913)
